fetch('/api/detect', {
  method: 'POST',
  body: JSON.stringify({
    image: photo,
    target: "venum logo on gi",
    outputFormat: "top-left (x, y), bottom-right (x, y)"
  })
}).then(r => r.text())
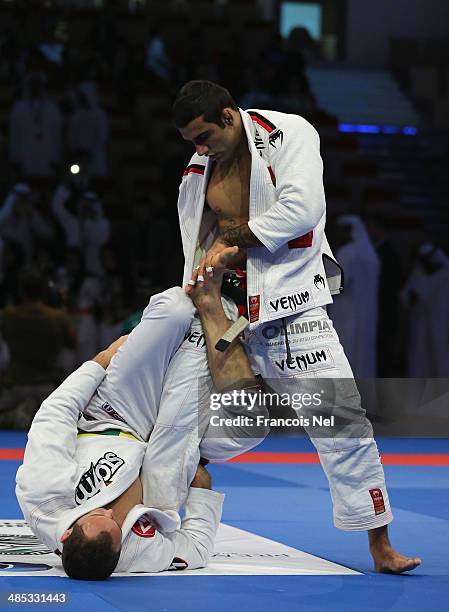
top-left (75, 452), bottom-right (125, 505)
top-left (274, 348), bottom-right (333, 373)
top-left (314, 274), bottom-right (325, 290)
top-left (267, 291), bottom-right (310, 315)
top-left (183, 330), bottom-right (206, 349)
top-left (269, 128), bottom-right (284, 148)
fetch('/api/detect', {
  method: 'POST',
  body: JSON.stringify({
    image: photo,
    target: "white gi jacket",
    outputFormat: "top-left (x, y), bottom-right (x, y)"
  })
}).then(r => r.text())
top-left (178, 108), bottom-right (343, 327)
top-left (15, 361), bottom-right (224, 572)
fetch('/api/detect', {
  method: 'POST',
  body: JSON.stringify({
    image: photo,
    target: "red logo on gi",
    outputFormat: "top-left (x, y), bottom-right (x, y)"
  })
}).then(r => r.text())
top-left (369, 488), bottom-right (386, 515)
top-left (132, 515), bottom-right (156, 538)
top-left (248, 295), bottom-right (260, 323)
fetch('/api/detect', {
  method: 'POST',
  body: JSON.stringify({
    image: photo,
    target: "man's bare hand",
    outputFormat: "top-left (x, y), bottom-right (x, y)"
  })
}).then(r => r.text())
top-left (186, 246), bottom-right (239, 307)
top-left (187, 236), bottom-right (244, 292)
top-left (185, 247), bottom-right (239, 304)
top-left (204, 238), bottom-right (230, 275)
top-left (92, 335), bottom-right (128, 370)
top-left (191, 463), bottom-right (212, 489)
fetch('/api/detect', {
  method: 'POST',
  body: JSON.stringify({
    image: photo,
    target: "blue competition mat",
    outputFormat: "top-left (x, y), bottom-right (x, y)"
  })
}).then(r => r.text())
top-left (0, 434), bottom-right (447, 612)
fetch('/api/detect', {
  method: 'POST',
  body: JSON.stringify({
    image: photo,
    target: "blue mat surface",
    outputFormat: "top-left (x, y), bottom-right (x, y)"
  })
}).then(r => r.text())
top-left (0, 434), bottom-right (447, 612)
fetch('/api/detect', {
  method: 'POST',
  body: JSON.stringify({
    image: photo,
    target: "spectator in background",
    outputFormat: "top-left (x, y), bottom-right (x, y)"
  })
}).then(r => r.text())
top-left (0, 28), bottom-right (22, 80)
top-left (121, 277), bottom-right (153, 335)
top-left (68, 82), bottom-right (108, 178)
top-left (0, 239), bottom-right (25, 308)
top-left (145, 25), bottom-right (171, 82)
top-left (329, 215), bottom-right (380, 378)
top-left (0, 238), bottom-right (9, 379)
top-left (97, 243), bottom-right (129, 349)
top-left (0, 267), bottom-right (73, 429)
top-left (0, 330), bottom-right (9, 384)
top-left (33, 240), bottom-right (62, 309)
top-left (366, 215), bottom-right (401, 377)
top-left (401, 244), bottom-right (449, 377)
top-left (55, 247), bottom-right (100, 371)
top-left (9, 72), bottom-right (62, 177)
top-left (51, 183), bottom-right (110, 276)
top-left (284, 26), bottom-right (320, 63)
top-left (0, 236), bottom-right (3, 283)
top-left (126, 192), bottom-right (175, 286)
top-left (276, 74), bottom-right (316, 117)
top-left (0, 183), bottom-right (53, 263)
top-left (112, 41), bottom-right (143, 109)
top-left (239, 70), bottom-right (275, 111)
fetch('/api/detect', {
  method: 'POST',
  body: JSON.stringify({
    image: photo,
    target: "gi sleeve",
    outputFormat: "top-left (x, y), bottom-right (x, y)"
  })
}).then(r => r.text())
top-left (15, 361), bottom-right (106, 551)
top-left (120, 489), bottom-right (224, 573)
top-left (248, 115), bottom-right (326, 253)
top-left (170, 487), bottom-right (224, 569)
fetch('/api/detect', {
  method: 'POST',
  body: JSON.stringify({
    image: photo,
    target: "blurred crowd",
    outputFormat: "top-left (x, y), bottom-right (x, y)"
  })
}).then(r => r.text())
top-left (0, 1), bottom-right (448, 429)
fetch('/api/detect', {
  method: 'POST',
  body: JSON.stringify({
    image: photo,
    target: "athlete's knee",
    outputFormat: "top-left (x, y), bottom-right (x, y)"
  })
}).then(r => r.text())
top-left (149, 286), bottom-right (195, 325)
top-left (166, 286), bottom-right (196, 323)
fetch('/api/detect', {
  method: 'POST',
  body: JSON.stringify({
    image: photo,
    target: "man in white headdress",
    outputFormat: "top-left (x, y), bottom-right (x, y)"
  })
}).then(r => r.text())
top-left (68, 82), bottom-right (108, 178)
top-left (401, 243), bottom-right (449, 377)
top-left (9, 72), bottom-right (62, 177)
top-left (51, 185), bottom-right (110, 277)
top-left (329, 215), bottom-right (380, 378)
top-left (0, 183), bottom-right (53, 263)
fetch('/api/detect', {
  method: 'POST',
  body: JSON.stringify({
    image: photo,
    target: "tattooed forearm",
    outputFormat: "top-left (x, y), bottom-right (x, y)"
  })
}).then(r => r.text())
top-left (220, 223), bottom-right (263, 248)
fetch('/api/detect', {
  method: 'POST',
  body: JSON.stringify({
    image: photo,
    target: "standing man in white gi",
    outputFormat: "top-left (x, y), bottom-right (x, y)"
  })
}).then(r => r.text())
top-left (171, 79), bottom-right (421, 573)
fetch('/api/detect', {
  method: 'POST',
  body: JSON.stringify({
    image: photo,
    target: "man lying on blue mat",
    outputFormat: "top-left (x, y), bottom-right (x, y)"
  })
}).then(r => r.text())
top-left (16, 248), bottom-right (268, 580)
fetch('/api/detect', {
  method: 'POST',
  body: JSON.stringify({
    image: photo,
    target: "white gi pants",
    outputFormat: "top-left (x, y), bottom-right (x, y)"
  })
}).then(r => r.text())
top-left (80, 288), bottom-right (267, 511)
top-left (149, 299), bottom-right (393, 531)
top-left (142, 297), bottom-right (269, 511)
top-left (243, 306), bottom-right (393, 531)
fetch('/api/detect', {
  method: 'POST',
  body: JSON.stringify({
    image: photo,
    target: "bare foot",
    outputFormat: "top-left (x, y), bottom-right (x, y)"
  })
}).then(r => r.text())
top-left (368, 526), bottom-right (421, 574)
top-left (371, 547), bottom-right (422, 574)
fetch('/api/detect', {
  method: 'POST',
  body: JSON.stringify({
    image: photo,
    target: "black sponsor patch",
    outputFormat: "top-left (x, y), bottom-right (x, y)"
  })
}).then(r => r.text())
top-left (75, 452), bottom-right (125, 505)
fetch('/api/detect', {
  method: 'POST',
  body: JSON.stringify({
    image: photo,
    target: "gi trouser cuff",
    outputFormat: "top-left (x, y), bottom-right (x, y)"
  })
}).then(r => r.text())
top-left (334, 507), bottom-right (394, 531)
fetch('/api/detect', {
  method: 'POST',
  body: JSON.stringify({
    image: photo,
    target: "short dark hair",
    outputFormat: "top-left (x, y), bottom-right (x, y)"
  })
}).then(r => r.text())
top-left (62, 523), bottom-right (121, 580)
top-left (172, 80), bottom-right (238, 128)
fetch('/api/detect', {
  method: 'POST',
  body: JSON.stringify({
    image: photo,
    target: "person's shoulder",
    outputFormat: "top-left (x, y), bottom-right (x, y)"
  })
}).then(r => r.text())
top-left (247, 108), bottom-right (318, 138)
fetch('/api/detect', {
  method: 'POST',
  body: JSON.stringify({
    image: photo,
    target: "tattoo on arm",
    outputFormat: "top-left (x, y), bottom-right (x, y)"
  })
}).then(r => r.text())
top-left (220, 223), bottom-right (263, 248)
